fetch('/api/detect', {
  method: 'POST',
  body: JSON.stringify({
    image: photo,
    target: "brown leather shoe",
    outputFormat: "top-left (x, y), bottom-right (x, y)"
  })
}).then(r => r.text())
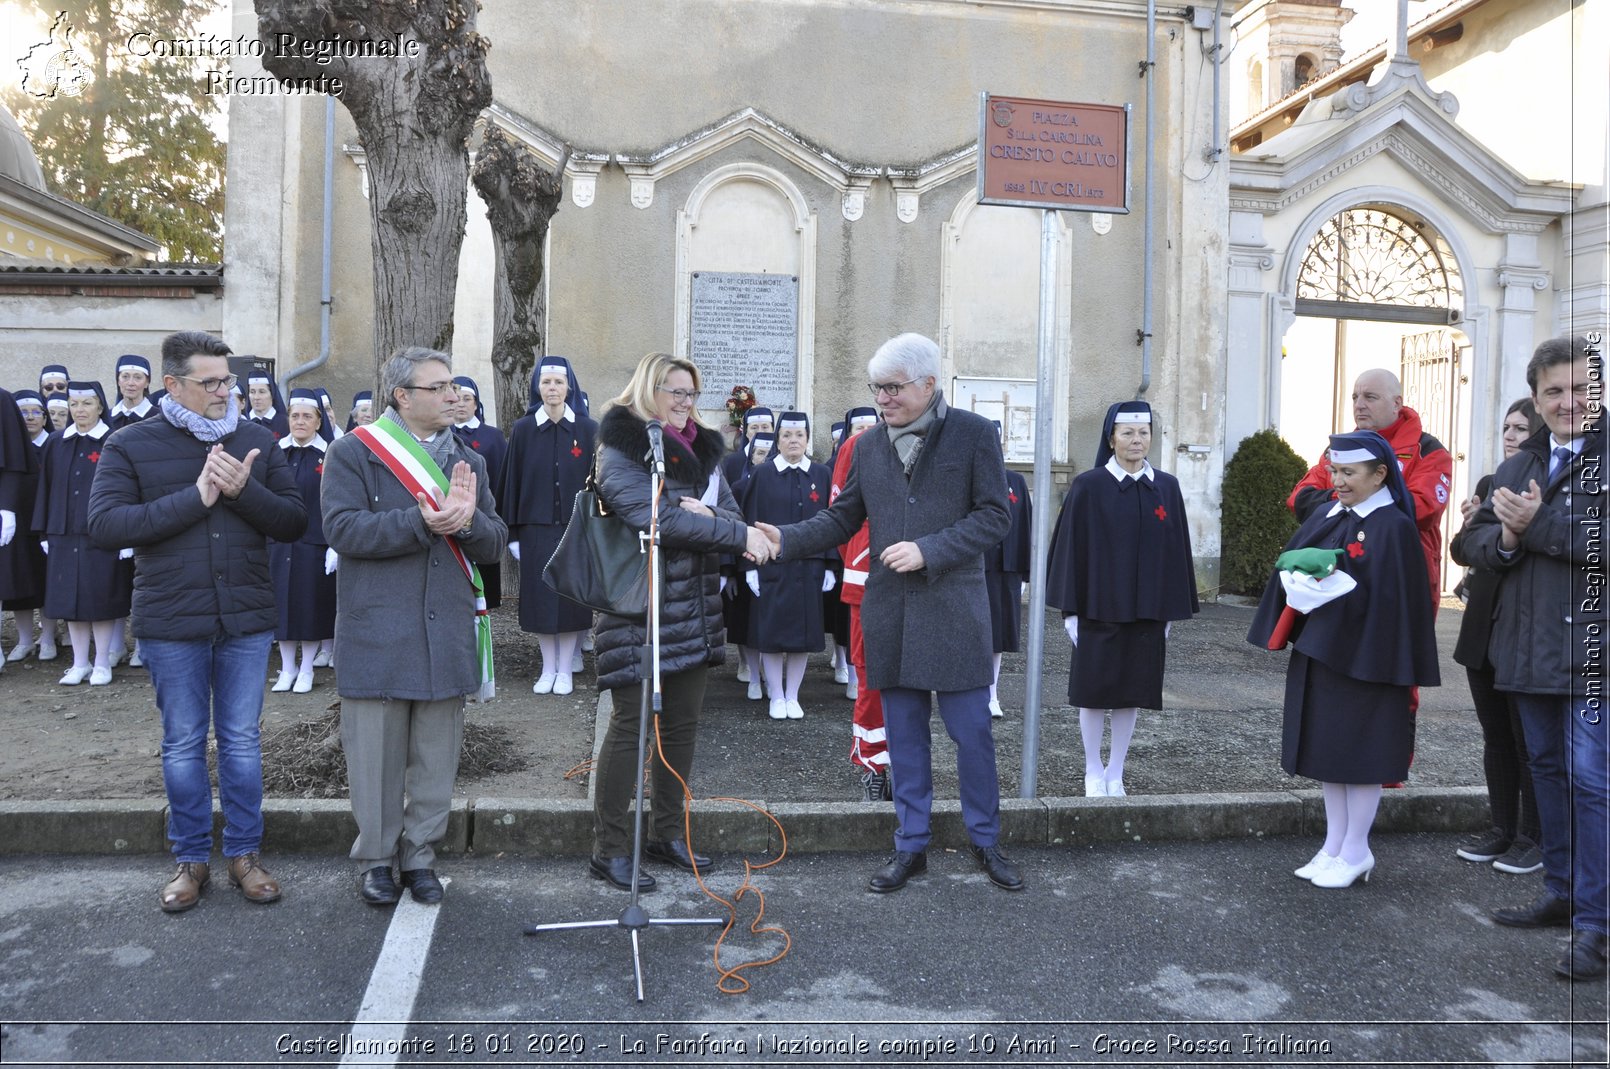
top-left (226, 853), bottom-right (282, 904)
top-left (160, 862), bottom-right (209, 913)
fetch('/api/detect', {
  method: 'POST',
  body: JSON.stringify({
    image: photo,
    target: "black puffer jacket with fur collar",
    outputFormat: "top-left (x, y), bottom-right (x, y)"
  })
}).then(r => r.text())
top-left (593, 406), bottom-right (749, 689)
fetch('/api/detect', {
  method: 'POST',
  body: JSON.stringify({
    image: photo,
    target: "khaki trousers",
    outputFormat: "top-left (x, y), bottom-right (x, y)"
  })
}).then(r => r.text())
top-left (340, 695), bottom-right (465, 870)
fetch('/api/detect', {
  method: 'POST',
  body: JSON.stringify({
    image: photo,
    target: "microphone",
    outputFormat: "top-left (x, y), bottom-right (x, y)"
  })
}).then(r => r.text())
top-left (645, 418), bottom-right (666, 476)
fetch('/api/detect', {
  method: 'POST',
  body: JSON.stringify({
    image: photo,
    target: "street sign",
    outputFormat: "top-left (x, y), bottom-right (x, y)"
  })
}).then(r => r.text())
top-left (977, 94), bottom-right (1131, 213)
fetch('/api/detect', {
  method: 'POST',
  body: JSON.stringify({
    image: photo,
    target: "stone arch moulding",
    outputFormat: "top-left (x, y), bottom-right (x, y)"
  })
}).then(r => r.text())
top-left (938, 193), bottom-right (1072, 463)
top-left (673, 161), bottom-right (818, 420)
top-left (1271, 184), bottom-right (1491, 470)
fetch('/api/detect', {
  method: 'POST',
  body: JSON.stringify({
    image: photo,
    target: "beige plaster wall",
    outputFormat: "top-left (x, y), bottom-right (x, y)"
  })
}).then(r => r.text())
top-left (0, 291), bottom-right (223, 390)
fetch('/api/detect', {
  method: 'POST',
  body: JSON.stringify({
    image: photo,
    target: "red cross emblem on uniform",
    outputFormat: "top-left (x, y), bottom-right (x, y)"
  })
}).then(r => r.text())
top-left (809, 489), bottom-right (820, 503)
top-left (471, 439), bottom-right (481, 449)
top-left (1154, 505), bottom-right (1167, 521)
top-left (315, 462), bottom-right (324, 475)
top-left (571, 443), bottom-right (582, 458)
top-left (86, 450), bottom-right (100, 463)
top-left (1347, 541), bottom-right (1365, 559)
top-left (1009, 490), bottom-right (1018, 503)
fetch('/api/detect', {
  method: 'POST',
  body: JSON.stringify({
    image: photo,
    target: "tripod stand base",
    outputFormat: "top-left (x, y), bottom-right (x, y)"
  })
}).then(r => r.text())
top-left (526, 909), bottom-right (726, 1002)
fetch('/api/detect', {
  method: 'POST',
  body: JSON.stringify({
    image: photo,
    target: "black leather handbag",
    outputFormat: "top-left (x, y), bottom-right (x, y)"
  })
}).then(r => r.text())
top-left (542, 468), bottom-right (650, 618)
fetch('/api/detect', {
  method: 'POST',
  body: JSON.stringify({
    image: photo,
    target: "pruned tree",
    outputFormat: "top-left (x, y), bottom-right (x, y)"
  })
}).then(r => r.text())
top-left (255, 0), bottom-right (492, 366)
top-left (469, 124), bottom-right (564, 431)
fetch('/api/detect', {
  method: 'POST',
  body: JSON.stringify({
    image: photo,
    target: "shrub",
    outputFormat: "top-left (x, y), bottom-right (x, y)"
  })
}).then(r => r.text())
top-left (1220, 428), bottom-right (1310, 595)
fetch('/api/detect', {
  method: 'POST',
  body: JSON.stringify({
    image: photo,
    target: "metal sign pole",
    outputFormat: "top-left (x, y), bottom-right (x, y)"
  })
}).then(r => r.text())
top-left (1019, 208), bottom-right (1060, 799)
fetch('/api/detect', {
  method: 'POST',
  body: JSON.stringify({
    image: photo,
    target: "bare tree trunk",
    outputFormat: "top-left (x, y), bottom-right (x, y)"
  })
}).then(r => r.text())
top-left (470, 125), bottom-right (563, 432)
top-left (255, 0), bottom-right (492, 386)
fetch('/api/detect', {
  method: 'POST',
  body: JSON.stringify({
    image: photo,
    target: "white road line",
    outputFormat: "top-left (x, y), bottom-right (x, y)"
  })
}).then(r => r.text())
top-left (340, 879), bottom-right (448, 1067)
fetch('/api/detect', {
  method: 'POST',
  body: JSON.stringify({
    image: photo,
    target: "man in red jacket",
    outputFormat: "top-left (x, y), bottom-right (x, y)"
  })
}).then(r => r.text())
top-left (831, 421), bottom-right (891, 802)
top-left (1288, 368), bottom-right (1452, 608)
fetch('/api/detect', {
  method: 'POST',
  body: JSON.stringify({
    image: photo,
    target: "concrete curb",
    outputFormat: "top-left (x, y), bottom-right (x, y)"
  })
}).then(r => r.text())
top-left (0, 786), bottom-right (1490, 856)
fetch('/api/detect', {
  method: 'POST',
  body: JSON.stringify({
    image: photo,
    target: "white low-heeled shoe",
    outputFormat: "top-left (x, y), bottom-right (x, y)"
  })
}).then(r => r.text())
top-left (312, 649), bottom-right (332, 668)
top-left (833, 664), bottom-right (849, 685)
top-left (768, 699), bottom-right (788, 720)
top-left (988, 700), bottom-right (1004, 719)
top-left (7, 643), bottom-right (36, 662)
top-left (58, 665), bottom-right (91, 686)
top-left (532, 673), bottom-right (555, 694)
top-left (88, 666), bottom-right (112, 686)
top-left (747, 679), bottom-right (764, 701)
top-left (292, 671), bottom-right (314, 694)
top-left (553, 673), bottom-right (573, 696)
top-left (571, 650), bottom-right (584, 672)
top-left (1293, 851), bottom-right (1338, 880)
top-left (1084, 775), bottom-right (1107, 798)
top-left (785, 700), bottom-right (805, 719)
top-left (736, 661), bottom-right (750, 682)
top-left (36, 642), bottom-right (58, 662)
top-left (1311, 852), bottom-right (1374, 888)
top-left (271, 670), bottom-right (294, 693)
top-left (846, 680), bottom-right (858, 700)
top-left (1105, 779), bottom-right (1126, 797)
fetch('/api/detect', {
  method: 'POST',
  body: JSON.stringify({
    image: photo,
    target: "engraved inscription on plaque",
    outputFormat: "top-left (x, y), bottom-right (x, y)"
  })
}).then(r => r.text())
top-left (689, 272), bottom-right (799, 411)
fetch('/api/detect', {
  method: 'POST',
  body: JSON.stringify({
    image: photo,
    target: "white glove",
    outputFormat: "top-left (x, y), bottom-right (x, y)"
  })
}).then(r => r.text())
top-left (40, 540), bottom-right (48, 555)
top-left (746, 571), bottom-right (761, 597)
top-left (118, 547), bottom-right (133, 560)
top-left (0, 510), bottom-right (14, 547)
top-left (1064, 615), bottom-right (1078, 646)
top-left (508, 541), bottom-right (520, 561)
top-left (324, 548), bottom-right (339, 574)
top-left (719, 575), bottom-right (728, 595)
top-left (822, 571), bottom-right (836, 593)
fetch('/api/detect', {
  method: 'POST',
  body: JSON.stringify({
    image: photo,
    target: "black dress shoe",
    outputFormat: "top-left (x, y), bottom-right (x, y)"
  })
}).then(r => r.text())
top-left (400, 868), bottom-right (444, 904)
top-left (644, 838), bottom-right (712, 872)
top-left (1556, 930), bottom-right (1608, 980)
top-left (359, 866), bottom-right (400, 906)
top-left (970, 843), bottom-right (1025, 892)
top-left (588, 855), bottom-right (656, 892)
top-left (868, 850), bottom-right (927, 893)
top-left (1492, 892), bottom-right (1572, 928)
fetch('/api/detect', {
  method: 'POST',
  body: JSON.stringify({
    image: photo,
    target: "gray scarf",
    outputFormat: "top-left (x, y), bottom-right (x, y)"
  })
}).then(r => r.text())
top-left (381, 407), bottom-right (459, 471)
top-left (160, 392), bottom-right (240, 443)
top-left (887, 389), bottom-right (947, 475)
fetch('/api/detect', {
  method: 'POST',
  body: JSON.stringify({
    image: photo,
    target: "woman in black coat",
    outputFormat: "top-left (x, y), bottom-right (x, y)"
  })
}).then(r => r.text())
top-left (984, 420), bottom-right (1031, 719)
top-left (1448, 398), bottom-right (1543, 873)
top-left (587, 352), bottom-right (771, 892)
top-left (32, 381), bottom-right (132, 686)
top-left (722, 431), bottom-right (773, 699)
top-left (450, 375), bottom-right (507, 612)
top-left (243, 369), bottom-right (289, 439)
top-left (1046, 401), bottom-right (1198, 798)
top-left (2, 388), bottom-right (50, 663)
top-left (268, 390), bottom-right (337, 694)
top-left (739, 412), bottom-right (835, 721)
top-left (1248, 430), bottom-right (1441, 889)
top-left (499, 358), bottom-right (596, 695)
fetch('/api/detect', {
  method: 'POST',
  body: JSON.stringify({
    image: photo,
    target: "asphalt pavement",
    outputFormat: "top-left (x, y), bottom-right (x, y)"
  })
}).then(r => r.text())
top-left (1, 836), bottom-right (1606, 1069)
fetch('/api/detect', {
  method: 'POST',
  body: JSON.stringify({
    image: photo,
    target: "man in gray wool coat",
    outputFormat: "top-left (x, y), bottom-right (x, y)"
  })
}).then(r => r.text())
top-left (321, 346), bottom-right (507, 907)
top-left (759, 332), bottom-right (1021, 894)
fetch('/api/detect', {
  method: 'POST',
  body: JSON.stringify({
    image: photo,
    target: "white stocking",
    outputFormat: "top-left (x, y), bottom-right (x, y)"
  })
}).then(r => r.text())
top-left (761, 652), bottom-right (785, 701)
top-left (1106, 708), bottom-right (1140, 781)
top-left (1078, 708), bottom-right (1107, 778)
top-left (784, 653), bottom-right (809, 702)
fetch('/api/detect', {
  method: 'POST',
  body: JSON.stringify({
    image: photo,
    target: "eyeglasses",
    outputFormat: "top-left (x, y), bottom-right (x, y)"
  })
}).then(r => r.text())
top-left (401, 382), bottom-right (461, 396)
top-left (657, 387), bottom-right (701, 403)
top-left (175, 374), bottom-right (239, 393)
top-left (868, 378), bottom-right (922, 398)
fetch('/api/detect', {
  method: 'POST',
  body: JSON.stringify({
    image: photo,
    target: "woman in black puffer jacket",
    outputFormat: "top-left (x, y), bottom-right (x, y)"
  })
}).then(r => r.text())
top-left (587, 352), bottom-right (771, 891)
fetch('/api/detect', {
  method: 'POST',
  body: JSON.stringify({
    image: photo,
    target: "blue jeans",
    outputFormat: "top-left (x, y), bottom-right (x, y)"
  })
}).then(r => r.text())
top-left (881, 686), bottom-right (1001, 853)
top-left (142, 632), bottom-right (272, 862)
top-left (1514, 692), bottom-right (1610, 935)
top-left (1569, 695), bottom-right (1609, 936)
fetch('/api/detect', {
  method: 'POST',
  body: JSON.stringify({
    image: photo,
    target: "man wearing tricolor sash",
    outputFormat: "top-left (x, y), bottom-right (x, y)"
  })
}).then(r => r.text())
top-left (321, 346), bottom-right (507, 908)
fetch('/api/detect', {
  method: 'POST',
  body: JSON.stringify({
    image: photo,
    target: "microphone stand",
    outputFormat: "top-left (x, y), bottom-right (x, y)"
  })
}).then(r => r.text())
top-left (524, 429), bottom-right (724, 1002)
